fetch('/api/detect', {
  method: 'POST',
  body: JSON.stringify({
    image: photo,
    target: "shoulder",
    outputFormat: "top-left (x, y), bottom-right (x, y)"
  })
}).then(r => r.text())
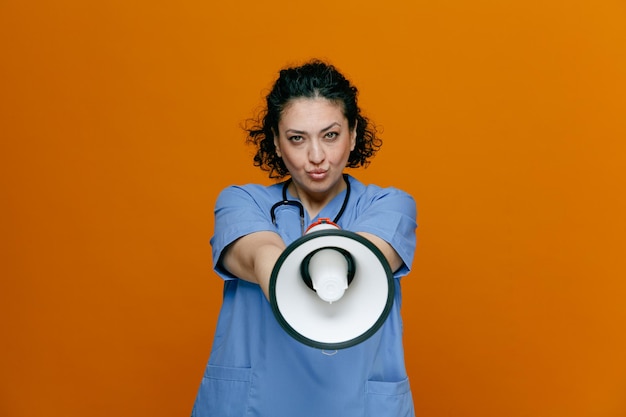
top-left (347, 175), bottom-right (416, 215)
top-left (216, 182), bottom-right (283, 208)
top-left (217, 183), bottom-right (277, 198)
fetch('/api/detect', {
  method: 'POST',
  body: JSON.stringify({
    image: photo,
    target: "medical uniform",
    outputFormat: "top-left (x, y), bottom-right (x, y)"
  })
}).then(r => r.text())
top-left (192, 174), bottom-right (417, 417)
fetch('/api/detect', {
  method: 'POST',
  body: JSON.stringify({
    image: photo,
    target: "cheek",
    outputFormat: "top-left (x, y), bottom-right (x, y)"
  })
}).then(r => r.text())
top-left (280, 150), bottom-right (301, 169)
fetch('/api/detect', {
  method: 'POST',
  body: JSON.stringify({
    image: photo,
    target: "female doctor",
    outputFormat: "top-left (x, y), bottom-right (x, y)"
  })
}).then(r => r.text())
top-left (192, 60), bottom-right (418, 417)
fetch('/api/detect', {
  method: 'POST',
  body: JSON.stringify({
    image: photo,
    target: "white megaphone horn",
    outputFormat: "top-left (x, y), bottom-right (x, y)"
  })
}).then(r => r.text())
top-left (269, 218), bottom-right (395, 350)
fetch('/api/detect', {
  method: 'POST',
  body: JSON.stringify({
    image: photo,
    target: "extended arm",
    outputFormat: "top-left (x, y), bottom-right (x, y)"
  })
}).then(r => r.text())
top-left (356, 232), bottom-right (404, 273)
top-left (221, 231), bottom-right (286, 300)
top-left (350, 186), bottom-right (417, 276)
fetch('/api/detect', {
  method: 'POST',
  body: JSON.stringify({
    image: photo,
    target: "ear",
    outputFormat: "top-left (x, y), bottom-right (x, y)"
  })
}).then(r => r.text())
top-left (350, 121), bottom-right (357, 151)
top-left (273, 129), bottom-right (282, 157)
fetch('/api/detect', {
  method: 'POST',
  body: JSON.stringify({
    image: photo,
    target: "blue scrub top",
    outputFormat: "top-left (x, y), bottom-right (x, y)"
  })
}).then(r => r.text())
top-left (192, 175), bottom-right (417, 417)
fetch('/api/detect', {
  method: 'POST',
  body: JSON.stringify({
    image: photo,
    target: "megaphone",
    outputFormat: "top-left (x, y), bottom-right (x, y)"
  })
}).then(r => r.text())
top-left (269, 219), bottom-right (395, 350)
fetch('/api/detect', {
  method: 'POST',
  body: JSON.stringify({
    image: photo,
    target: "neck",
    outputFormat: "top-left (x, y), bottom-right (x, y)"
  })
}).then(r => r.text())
top-left (290, 175), bottom-right (348, 220)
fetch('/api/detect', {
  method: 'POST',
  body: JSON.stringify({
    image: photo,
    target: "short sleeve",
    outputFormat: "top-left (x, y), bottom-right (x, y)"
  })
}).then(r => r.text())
top-left (350, 187), bottom-right (417, 277)
top-left (210, 185), bottom-right (276, 279)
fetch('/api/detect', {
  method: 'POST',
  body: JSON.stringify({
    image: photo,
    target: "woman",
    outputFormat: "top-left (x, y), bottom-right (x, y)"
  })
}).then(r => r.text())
top-left (192, 60), bottom-right (417, 417)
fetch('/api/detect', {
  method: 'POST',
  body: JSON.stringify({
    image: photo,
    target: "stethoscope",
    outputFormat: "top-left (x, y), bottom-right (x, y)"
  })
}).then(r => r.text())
top-left (270, 174), bottom-right (351, 236)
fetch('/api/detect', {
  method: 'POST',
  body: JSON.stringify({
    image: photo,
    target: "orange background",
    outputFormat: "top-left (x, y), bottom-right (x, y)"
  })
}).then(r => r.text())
top-left (2, 1), bottom-right (625, 416)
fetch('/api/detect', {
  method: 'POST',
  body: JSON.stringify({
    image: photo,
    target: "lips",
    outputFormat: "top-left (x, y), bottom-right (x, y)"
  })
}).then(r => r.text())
top-left (307, 170), bottom-right (328, 180)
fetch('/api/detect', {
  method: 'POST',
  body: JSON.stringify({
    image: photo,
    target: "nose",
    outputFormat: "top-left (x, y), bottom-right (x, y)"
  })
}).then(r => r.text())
top-left (308, 140), bottom-right (325, 164)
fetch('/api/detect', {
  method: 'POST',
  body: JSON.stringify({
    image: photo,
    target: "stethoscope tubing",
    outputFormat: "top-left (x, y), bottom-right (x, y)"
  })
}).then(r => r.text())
top-left (270, 174), bottom-right (351, 235)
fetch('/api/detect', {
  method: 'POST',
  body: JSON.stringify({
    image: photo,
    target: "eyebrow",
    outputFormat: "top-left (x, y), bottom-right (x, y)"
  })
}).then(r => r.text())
top-left (284, 122), bottom-right (342, 135)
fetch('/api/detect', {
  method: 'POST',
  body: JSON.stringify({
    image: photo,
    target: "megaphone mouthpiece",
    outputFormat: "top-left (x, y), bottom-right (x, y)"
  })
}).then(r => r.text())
top-left (301, 247), bottom-right (353, 303)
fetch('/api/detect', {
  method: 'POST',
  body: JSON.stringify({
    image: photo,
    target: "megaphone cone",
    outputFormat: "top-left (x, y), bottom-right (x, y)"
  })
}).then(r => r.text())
top-left (269, 223), bottom-right (394, 350)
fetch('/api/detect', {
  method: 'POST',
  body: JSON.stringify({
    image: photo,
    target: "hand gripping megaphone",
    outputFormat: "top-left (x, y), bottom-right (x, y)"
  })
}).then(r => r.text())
top-left (269, 219), bottom-right (395, 350)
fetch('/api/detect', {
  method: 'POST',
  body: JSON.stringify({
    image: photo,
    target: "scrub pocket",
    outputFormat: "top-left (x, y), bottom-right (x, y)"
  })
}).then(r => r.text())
top-left (192, 365), bottom-right (252, 417)
top-left (365, 377), bottom-right (414, 417)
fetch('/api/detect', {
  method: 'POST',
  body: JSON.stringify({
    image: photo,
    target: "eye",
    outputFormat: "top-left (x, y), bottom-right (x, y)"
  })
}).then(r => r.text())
top-left (324, 132), bottom-right (339, 140)
top-left (288, 135), bottom-right (304, 142)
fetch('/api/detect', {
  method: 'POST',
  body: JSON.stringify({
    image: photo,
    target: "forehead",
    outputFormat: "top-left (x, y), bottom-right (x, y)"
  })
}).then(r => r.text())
top-left (279, 97), bottom-right (346, 126)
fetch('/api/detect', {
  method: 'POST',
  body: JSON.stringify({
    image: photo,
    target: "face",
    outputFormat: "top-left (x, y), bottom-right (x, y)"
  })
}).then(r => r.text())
top-left (274, 97), bottom-right (356, 204)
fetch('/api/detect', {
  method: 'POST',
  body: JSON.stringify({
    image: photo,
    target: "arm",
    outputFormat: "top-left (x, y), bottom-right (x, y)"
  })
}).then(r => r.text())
top-left (350, 185), bottom-right (417, 277)
top-left (356, 232), bottom-right (404, 273)
top-left (220, 231), bottom-right (286, 300)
